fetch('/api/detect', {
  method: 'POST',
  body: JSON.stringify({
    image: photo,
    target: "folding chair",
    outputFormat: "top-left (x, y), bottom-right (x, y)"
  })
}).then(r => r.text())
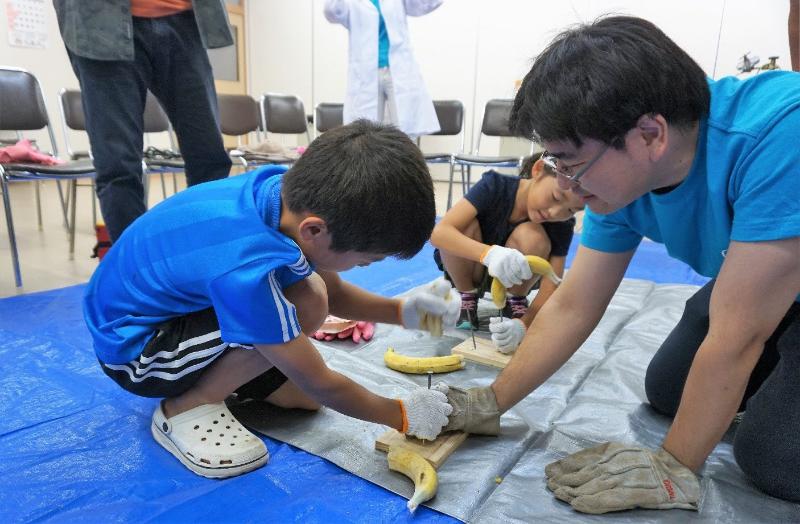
top-left (260, 93), bottom-right (311, 145)
top-left (217, 93), bottom-right (266, 168)
top-left (417, 100), bottom-right (465, 208)
top-left (0, 66), bottom-right (95, 288)
top-left (449, 99), bottom-right (533, 209)
top-left (313, 102), bottom-right (343, 137)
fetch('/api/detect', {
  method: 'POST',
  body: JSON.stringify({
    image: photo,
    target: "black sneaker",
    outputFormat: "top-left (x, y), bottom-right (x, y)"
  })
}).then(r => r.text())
top-left (501, 295), bottom-right (528, 319)
top-left (456, 291), bottom-right (479, 330)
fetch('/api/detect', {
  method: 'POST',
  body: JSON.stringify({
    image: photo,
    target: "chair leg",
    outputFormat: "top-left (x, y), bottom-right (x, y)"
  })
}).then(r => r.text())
top-left (160, 172), bottom-right (167, 199)
top-left (35, 181), bottom-right (43, 231)
top-left (91, 179), bottom-right (97, 225)
top-left (447, 162), bottom-right (456, 210)
top-left (142, 162), bottom-right (150, 210)
top-left (69, 179), bottom-right (77, 259)
top-left (56, 180), bottom-right (69, 228)
top-left (1, 175), bottom-right (23, 287)
top-left (172, 172), bottom-right (178, 194)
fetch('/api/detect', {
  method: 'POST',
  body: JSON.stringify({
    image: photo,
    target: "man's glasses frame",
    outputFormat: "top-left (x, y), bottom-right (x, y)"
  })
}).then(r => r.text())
top-left (539, 144), bottom-right (611, 184)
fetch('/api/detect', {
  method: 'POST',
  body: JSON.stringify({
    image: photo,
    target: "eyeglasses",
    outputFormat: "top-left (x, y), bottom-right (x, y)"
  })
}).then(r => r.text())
top-left (539, 144), bottom-right (611, 184)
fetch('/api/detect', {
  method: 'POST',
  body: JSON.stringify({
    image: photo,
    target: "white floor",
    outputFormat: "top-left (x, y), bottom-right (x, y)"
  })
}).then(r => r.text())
top-left (0, 172), bottom-right (462, 298)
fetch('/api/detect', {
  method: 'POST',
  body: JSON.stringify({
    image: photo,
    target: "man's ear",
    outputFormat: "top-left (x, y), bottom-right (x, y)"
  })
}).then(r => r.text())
top-left (636, 113), bottom-right (668, 159)
top-left (297, 215), bottom-right (329, 243)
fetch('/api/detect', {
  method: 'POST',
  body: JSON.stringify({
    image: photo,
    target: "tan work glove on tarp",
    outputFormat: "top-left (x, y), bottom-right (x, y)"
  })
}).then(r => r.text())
top-left (442, 385), bottom-right (501, 435)
top-left (546, 442), bottom-right (700, 514)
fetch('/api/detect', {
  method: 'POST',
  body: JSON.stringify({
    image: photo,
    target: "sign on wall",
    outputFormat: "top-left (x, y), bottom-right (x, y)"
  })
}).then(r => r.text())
top-left (5, 0), bottom-right (48, 49)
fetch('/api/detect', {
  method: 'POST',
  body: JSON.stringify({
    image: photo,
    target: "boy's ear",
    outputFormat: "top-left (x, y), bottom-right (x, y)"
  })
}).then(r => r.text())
top-left (297, 215), bottom-right (329, 243)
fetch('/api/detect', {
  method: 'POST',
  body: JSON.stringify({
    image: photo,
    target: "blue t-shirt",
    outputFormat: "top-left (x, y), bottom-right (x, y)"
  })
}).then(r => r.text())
top-left (84, 165), bottom-right (314, 365)
top-left (370, 0), bottom-right (390, 68)
top-left (582, 72), bottom-right (800, 280)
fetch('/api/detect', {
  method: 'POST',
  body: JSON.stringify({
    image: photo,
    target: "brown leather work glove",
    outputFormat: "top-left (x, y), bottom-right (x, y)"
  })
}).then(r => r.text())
top-left (442, 385), bottom-right (501, 435)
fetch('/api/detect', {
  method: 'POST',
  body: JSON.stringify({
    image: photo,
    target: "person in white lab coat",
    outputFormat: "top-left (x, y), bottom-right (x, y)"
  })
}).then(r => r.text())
top-left (324, 0), bottom-right (441, 136)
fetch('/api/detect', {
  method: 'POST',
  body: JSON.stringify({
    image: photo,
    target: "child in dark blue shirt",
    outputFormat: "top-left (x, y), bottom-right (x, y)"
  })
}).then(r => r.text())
top-left (431, 156), bottom-right (583, 353)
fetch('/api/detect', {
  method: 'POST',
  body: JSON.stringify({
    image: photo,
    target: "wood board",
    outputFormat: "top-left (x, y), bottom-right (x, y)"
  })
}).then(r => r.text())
top-left (375, 429), bottom-right (467, 469)
top-left (451, 335), bottom-right (511, 369)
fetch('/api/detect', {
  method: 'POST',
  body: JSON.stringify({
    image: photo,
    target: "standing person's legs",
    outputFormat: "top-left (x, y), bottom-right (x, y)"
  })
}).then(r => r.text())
top-left (67, 52), bottom-right (149, 242)
top-left (644, 279), bottom-right (781, 416)
top-left (377, 67), bottom-right (399, 126)
top-left (147, 11), bottom-right (231, 187)
top-left (733, 301), bottom-right (800, 501)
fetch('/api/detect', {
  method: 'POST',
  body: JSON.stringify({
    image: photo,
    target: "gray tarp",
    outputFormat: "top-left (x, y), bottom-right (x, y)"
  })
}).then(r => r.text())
top-left (232, 279), bottom-right (800, 523)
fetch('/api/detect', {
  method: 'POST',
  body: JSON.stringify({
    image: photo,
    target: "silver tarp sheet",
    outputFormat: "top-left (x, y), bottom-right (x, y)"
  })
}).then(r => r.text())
top-left (232, 279), bottom-right (800, 523)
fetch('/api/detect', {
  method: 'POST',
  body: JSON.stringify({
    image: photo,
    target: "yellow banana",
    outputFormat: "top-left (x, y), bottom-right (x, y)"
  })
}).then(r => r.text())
top-left (384, 347), bottom-right (464, 374)
top-left (387, 446), bottom-right (438, 512)
top-left (491, 255), bottom-right (562, 308)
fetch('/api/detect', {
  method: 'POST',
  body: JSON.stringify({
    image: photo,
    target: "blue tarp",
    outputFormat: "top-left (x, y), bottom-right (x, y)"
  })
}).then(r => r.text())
top-left (0, 237), bottom-right (707, 523)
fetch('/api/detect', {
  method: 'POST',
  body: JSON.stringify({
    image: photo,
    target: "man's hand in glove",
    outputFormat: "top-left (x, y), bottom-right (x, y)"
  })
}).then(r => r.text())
top-left (489, 316), bottom-right (526, 354)
top-left (546, 442), bottom-right (700, 514)
top-left (398, 384), bottom-right (453, 441)
top-left (480, 245), bottom-right (532, 288)
top-left (441, 385), bottom-right (501, 435)
top-left (400, 278), bottom-right (460, 333)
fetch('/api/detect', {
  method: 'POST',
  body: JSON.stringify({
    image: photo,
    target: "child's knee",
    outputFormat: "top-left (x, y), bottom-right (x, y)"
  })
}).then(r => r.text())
top-left (284, 273), bottom-right (329, 334)
top-left (507, 223), bottom-right (551, 257)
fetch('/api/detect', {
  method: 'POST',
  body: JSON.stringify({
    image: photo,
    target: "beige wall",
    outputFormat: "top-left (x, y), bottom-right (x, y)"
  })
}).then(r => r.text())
top-left (246, 0), bottom-right (791, 160)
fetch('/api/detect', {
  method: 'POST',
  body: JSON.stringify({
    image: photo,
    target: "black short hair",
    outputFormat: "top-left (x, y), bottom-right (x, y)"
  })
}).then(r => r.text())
top-left (510, 15), bottom-right (710, 147)
top-left (282, 119), bottom-right (435, 259)
top-left (517, 155), bottom-right (555, 179)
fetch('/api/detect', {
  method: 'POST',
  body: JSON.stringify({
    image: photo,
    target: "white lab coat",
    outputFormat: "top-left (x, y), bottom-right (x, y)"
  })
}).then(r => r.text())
top-left (324, 0), bottom-right (442, 136)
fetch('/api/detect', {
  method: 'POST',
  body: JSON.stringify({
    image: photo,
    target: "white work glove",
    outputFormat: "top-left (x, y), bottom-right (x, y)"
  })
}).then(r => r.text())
top-left (481, 245), bottom-right (532, 288)
top-left (400, 278), bottom-right (461, 334)
top-left (546, 442), bottom-right (700, 514)
top-left (399, 383), bottom-right (453, 441)
top-left (489, 316), bottom-right (526, 354)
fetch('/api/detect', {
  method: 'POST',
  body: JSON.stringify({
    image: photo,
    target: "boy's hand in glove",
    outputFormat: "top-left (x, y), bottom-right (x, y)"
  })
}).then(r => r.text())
top-left (400, 278), bottom-right (460, 334)
top-left (398, 384), bottom-right (453, 441)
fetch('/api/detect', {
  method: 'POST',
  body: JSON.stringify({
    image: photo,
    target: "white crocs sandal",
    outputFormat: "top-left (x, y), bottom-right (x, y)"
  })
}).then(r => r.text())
top-left (151, 401), bottom-right (268, 478)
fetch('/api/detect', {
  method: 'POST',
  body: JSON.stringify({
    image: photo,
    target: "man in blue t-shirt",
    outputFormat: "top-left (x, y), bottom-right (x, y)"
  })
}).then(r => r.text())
top-left (439, 16), bottom-right (800, 513)
top-left (84, 120), bottom-right (460, 479)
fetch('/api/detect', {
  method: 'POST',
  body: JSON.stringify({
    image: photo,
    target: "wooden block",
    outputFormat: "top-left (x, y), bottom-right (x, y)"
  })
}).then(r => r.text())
top-left (375, 429), bottom-right (467, 469)
top-left (451, 335), bottom-right (511, 369)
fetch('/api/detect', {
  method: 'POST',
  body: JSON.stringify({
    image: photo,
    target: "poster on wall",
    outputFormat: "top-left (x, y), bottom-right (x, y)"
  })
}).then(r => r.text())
top-left (5, 0), bottom-right (49, 49)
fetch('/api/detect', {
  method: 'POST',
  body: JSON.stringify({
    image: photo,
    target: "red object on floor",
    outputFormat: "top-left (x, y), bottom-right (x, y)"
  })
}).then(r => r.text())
top-left (92, 223), bottom-right (111, 260)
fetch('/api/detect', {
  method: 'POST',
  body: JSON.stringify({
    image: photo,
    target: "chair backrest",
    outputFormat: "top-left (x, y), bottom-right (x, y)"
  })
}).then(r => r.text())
top-left (143, 92), bottom-right (170, 133)
top-left (0, 66), bottom-right (59, 156)
top-left (430, 100), bottom-right (464, 137)
top-left (59, 89), bottom-right (85, 131)
top-left (314, 102), bottom-right (343, 134)
top-left (480, 99), bottom-right (515, 138)
top-left (0, 67), bottom-right (49, 132)
top-left (261, 93), bottom-right (310, 142)
top-left (218, 93), bottom-right (260, 137)
top-left (472, 98), bottom-right (518, 154)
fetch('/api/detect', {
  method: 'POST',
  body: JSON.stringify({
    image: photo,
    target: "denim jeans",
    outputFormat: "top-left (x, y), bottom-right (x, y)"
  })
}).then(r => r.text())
top-left (67, 10), bottom-right (231, 242)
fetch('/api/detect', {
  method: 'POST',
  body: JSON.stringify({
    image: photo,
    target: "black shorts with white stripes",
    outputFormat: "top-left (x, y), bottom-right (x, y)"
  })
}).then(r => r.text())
top-left (99, 308), bottom-right (288, 399)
